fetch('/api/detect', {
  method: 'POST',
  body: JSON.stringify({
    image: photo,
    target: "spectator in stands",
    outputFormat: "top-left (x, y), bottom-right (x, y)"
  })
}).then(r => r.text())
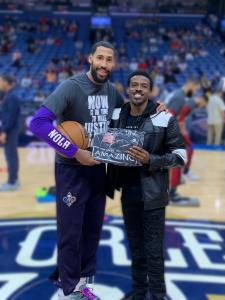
top-left (0, 75), bottom-right (20, 191)
top-left (129, 58), bottom-right (138, 71)
top-left (177, 59), bottom-right (187, 72)
top-left (114, 81), bottom-right (125, 95)
top-left (11, 48), bottom-right (22, 69)
top-left (170, 38), bottom-right (182, 50)
top-left (119, 56), bottom-right (129, 71)
top-left (118, 43), bottom-right (126, 58)
top-left (67, 20), bottom-right (78, 39)
top-left (45, 69), bottom-right (57, 83)
top-left (0, 38), bottom-right (12, 54)
top-left (154, 69), bottom-right (165, 87)
top-left (27, 41), bottom-right (36, 54)
top-left (164, 67), bottom-right (176, 84)
top-left (74, 40), bottom-right (83, 50)
top-left (220, 47), bottom-right (225, 57)
top-left (20, 73), bottom-right (32, 88)
top-left (58, 70), bottom-right (69, 83)
top-left (185, 50), bottom-right (194, 61)
top-left (200, 73), bottom-right (211, 94)
top-left (138, 58), bottom-right (148, 71)
top-left (32, 75), bottom-right (42, 89)
top-left (34, 91), bottom-right (45, 103)
top-left (26, 36), bottom-right (38, 54)
top-left (207, 88), bottom-right (225, 145)
top-left (54, 37), bottom-right (62, 46)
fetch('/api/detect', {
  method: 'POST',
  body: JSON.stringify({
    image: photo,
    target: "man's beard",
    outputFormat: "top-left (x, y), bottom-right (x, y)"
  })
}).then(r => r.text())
top-left (91, 66), bottom-right (110, 84)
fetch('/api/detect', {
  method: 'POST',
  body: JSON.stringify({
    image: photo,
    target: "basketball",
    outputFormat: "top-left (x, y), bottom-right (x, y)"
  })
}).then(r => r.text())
top-left (57, 121), bottom-right (89, 149)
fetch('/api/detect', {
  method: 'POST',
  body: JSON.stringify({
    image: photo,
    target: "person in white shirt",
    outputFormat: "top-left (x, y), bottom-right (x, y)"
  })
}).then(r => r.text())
top-left (207, 89), bottom-right (225, 145)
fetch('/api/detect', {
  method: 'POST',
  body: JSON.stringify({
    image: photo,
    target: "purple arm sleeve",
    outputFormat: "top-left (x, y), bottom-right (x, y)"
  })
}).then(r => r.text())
top-left (29, 106), bottom-right (78, 158)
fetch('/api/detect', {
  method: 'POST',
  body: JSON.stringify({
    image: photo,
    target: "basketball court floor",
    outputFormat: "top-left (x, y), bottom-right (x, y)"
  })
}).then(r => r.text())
top-left (0, 146), bottom-right (224, 300)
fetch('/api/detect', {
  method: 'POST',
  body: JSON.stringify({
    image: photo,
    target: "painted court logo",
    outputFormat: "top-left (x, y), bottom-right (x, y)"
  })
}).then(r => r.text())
top-left (0, 218), bottom-right (224, 300)
top-left (63, 192), bottom-right (76, 207)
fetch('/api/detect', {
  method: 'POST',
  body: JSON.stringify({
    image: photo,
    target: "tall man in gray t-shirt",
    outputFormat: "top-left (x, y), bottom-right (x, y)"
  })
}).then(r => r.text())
top-left (30, 41), bottom-right (124, 300)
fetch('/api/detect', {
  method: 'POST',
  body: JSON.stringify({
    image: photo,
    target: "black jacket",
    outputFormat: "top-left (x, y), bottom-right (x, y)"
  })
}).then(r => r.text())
top-left (106, 101), bottom-right (186, 210)
top-left (1, 90), bottom-right (20, 134)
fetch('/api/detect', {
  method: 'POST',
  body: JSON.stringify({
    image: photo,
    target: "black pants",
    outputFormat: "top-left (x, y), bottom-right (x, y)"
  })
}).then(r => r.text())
top-left (4, 129), bottom-right (19, 184)
top-left (53, 163), bottom-right (106, 296)
top-left (121, 185), bottom-right (166, 300)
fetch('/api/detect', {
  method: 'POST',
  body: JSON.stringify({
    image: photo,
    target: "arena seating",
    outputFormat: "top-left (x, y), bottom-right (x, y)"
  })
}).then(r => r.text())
top-left (0, 14), bottom-right (225, 102)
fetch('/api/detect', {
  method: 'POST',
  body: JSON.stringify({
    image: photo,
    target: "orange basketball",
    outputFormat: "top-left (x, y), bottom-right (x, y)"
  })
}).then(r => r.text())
top-left (57, 121), bottom-right (89, 150)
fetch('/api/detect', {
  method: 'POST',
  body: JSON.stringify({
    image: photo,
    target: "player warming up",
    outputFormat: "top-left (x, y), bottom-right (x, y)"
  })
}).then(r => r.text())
top-left (165, 78), bottom-right (207, 206)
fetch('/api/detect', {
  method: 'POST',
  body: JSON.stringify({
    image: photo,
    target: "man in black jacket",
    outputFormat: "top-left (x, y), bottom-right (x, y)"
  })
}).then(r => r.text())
top-left (107, 70), bottom-right (186, 300)
top-left (0, 75), bottom-right (20, 191)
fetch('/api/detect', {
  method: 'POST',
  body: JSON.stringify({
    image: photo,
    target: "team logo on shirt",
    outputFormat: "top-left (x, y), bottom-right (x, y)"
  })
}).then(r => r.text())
top-left (63, 192), bottom-right (76, 207)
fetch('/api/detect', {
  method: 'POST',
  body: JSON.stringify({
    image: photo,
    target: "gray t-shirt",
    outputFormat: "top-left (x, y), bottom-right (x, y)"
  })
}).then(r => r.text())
top-left (166, 89), bottom-right (186, 116)
top-left (44, 73), bottom-right (124, 164)
top-left (166, 88), bottom-right (196, 117)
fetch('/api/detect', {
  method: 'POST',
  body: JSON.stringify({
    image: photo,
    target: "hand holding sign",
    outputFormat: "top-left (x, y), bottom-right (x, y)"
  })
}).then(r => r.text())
top-left (92, 128), bottom-right (145, 166)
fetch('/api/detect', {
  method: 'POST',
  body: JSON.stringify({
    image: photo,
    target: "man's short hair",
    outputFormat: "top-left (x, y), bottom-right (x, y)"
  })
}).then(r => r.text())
top-left (0, 75), bottom-right (15, 86)
top-left (91, 41), bottom-right (116, 55)
top-left (127, 70), bottom-right (153, 91)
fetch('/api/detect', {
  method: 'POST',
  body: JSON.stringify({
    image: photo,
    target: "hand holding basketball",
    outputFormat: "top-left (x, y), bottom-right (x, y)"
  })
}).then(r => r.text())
top-left (57, 121), bottom-right (99, 165)
top-left (57, 121), bottom-right (89, 149)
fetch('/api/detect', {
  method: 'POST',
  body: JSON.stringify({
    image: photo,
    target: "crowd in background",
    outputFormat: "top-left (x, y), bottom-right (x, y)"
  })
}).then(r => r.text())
top-left (0, 13), bottom-right (225, 145)
top-left (0, 0), bottom-right (208, 14)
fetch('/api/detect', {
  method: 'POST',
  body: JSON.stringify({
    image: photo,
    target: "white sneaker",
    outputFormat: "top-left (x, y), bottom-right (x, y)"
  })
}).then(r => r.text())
top-left (58, 288), bottom-right (83, 299)
top-left (180, 174), bottom-right (186, 184)
top-left (58, 286), bottom-right (100, 299)
top-left (58, 288), bottom-right (70, 299)
top-left (183, 170), bottom-right (200, 181)
top-left (0, 181), bottom-right (19, 191)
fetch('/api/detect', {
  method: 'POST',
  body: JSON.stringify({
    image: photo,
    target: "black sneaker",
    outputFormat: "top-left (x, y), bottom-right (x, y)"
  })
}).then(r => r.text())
top-left (170, 196), bottom-right (200, 207)
top-left (169, 189), bottom-right (181, 199)
top-left (151, 294), bottom-right (170, 300)
top-left (121, 291), bottom-right (134, 300)
top-left (121, 291), bottom-right (148, 300)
